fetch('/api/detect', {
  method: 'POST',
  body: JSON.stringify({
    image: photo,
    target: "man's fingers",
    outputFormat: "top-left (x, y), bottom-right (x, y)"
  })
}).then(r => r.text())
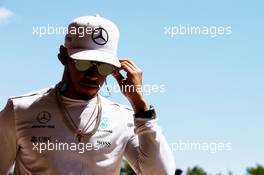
top-left (112, 70), bottom-right (125, 86)
top-left (120, 59), bottom-right (139, 70)
top-left (121, 62), bottom-right (135, 75)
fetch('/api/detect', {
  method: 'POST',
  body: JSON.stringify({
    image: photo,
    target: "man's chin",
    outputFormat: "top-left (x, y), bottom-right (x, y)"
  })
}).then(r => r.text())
top-left (76, 85), bottom-right (99, 99)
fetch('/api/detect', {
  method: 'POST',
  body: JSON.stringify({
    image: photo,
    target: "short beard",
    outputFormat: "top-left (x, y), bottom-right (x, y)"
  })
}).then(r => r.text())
top-left (65, 66), bottom-right (100, 100)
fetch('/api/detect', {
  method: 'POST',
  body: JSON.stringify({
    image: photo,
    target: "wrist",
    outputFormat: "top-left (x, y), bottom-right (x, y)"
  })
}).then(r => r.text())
top-left (134, 105), bottom-right (156, 119)
top-left (128, 95), bottom-right (148, 113)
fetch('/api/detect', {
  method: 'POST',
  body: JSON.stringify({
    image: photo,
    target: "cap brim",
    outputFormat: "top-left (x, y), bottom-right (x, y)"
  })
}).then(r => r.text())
top-left (67, 49), bottom-right (121, 68)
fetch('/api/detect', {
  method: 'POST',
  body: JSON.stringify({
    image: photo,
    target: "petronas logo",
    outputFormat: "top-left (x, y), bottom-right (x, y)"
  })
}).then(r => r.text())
top-left (99, 117), bottom-right (108, 129)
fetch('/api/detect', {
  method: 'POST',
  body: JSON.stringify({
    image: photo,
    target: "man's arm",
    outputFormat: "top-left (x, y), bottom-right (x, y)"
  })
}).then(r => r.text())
top-left (0, 99), bottom-right (17, 174)
top-left (112, 59), bottom-right (176, 174)
top-left (124, 117), bottom-right (176, 175)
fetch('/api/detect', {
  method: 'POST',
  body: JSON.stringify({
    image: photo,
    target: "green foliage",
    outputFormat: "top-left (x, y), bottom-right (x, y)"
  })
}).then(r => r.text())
top-left (247, 164), bottom-right (264, 175)
top-left (119, 163), bottom-right (264, 175)
top-left (186, 166), bottom-right (207, 175)
top-left (120, 159), bottom-right (136, 175)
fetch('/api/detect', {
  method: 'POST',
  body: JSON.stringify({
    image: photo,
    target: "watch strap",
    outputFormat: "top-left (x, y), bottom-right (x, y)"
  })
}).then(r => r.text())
top-left (134, 105), bottom-right (156, 119)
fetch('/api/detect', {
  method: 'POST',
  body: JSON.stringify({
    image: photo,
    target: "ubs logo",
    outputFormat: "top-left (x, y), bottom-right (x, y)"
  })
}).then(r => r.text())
top-left (92, 27), bottom-right (109, 45)
top-left (31, 136), bottom-right (51, 143)
top-left (37, 111), bottom-right (51, 124)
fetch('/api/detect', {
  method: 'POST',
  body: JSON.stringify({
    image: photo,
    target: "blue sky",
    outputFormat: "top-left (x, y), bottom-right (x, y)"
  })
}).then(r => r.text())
top-left (0, 0), bottom-right (263, 174)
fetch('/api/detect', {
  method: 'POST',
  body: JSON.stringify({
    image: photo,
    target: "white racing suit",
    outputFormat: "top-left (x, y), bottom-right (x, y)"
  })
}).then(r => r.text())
top-left (0, 86), bottom-right (175, 175)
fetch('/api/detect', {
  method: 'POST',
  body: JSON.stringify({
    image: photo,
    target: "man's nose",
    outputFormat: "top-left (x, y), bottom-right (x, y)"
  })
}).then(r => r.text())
top-left (84, 65), bottom-right (101, 78)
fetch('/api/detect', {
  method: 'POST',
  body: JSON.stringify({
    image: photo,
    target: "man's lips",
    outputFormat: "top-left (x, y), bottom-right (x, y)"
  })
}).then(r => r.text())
top-left (79, 80), bottom-right (99, 88)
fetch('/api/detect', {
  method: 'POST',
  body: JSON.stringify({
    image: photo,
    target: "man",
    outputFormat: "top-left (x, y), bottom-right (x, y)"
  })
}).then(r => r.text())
top-left (0, 15), bottom-right (175, 175)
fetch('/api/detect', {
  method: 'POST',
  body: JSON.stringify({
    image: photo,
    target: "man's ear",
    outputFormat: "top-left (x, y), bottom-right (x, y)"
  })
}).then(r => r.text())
top-left (58, 45), bottom-right (67, 65)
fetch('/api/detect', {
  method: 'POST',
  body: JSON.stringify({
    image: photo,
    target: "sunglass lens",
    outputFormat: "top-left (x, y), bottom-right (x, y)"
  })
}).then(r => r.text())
top-left (75, 61), bottom-right (92, 71)
top-left (98, 63), bottom-right (113, 76)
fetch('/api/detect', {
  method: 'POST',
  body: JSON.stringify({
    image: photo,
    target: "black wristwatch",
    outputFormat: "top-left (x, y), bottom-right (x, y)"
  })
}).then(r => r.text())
top-left (134, 105), bottom-right (156, 119)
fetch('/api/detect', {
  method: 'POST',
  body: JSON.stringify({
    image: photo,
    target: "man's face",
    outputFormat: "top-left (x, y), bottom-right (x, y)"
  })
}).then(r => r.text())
top-left (66, 58), bottom-right (106, 99)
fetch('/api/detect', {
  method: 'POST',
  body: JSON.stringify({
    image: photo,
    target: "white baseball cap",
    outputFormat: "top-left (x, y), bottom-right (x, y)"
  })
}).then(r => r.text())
top-left (64, 15), bottom-right (121, 68)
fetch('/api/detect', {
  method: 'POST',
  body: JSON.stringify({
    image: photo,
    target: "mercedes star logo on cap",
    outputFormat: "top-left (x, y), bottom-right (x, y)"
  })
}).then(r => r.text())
top-left (92, 27), bottom-right (109, 45)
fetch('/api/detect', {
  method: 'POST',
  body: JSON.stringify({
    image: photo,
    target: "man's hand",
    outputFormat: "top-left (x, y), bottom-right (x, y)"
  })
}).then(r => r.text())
top-left (112, 59), bottom-right (148, 113)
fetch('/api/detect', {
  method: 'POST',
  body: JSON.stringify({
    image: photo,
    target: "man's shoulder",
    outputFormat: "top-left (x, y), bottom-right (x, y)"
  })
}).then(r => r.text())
top-left (100, 96), bottom-right (135, 126)
top-left (10, 86), bottom-right (54, 107)
top-left (11, 87), bottom-right (52, 99)
top-left (100, 96), bottom-right (133, 112)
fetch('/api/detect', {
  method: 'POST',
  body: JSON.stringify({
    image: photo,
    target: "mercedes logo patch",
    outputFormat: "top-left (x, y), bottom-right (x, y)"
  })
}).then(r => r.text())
top-left (37, 111), bottom-right (51, 124)
top-left (92, 27), bottom-right (109, 45)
